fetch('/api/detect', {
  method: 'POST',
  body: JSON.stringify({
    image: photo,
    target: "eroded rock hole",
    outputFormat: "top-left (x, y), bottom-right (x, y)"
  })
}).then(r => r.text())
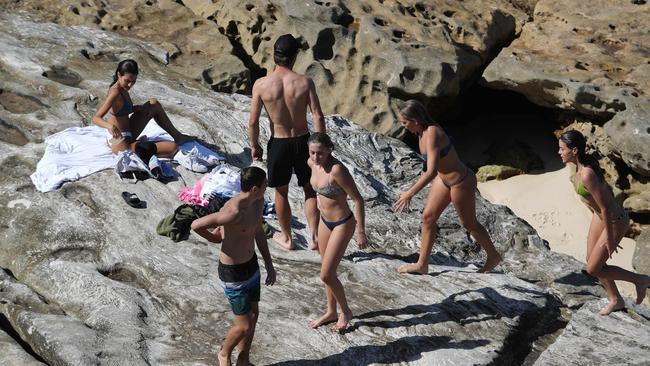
top-left (0, 90), bottom-right (48, 114)
top-left (61, 184), bottom-right (99, 212)
top-left (0, 118), bottom-right (29, 146)
top-left (313, 28), bottom-right (335, 60)
top-left (98, 264), bottom-right (146, 289)
top-left (221, 21), bottom-right (266, 93)
top-left (42, 66), bottom-right (82, 87)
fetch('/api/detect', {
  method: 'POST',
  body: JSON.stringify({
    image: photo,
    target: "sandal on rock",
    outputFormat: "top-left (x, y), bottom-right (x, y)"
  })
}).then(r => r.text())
top-left (122, 191), bottom-right (146, 209)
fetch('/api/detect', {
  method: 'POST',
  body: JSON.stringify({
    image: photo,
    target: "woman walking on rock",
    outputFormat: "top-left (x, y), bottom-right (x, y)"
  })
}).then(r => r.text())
top-left (92, 59), bottom-right (190, 157)
top-left (559, 130), bottom-right (650, 315)
top-left (307, 132), bottom-right (368, 332)
top-left (393, 99), bottom-right (502, 274)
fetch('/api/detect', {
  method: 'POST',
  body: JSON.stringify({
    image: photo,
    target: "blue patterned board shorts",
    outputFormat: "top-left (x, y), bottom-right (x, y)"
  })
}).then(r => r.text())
top-left (219, 254), bottom-right (261, 315)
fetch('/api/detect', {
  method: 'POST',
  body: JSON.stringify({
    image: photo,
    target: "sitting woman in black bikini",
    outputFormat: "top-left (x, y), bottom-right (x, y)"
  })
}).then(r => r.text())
top-left (393, 99), bottom-right (502, 274)
top-left (559, 130), bottom-right (650, 315)
top-left (92, 59), bottom-right (189, 158)
top-left (306, 132), bottom-right (368, 332)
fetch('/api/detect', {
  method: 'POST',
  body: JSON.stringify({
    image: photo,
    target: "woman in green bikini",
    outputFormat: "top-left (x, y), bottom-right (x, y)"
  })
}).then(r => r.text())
top-left (559, 130), bottom-right (650, 315)
top-left (393, 99), bottom-right (502, 274)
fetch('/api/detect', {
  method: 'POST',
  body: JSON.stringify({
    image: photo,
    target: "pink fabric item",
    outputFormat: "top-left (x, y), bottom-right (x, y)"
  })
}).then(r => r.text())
top-left (178, 173), bottom-right (211, 206)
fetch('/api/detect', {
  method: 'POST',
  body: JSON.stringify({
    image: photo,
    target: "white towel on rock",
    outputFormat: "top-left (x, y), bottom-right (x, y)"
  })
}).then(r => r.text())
top-left (30, 121), bottom-right (172, 192)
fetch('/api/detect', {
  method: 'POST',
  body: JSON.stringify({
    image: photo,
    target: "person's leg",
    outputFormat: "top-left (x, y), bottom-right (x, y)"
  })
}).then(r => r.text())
top-left (450, 172), bottom-right (501, 273)
top-left (309, 222), bottom-right (338, 329)
top-left (110, 139), bottom-right (131, 154)
top-left (585, 214), bottom-right (621, 308)
top-left (318, 219), bottom-right (355, 332)
top-left (235, 303), bottom-right (258, 366)
top-left (303, 183), bottom-right (320, 250)
top-left (588, 220), bottom-right (650, 313)
top-left (294, 134), bottom-right (319, 250)
top-left (141, 99), bottom-right (190, 143)
top-left (219, 313), bottom-right (252, 366)
top-left (153, 141), bottom-right (178, 158)
top-left (398, 177), bottom-right (451, 274)
top-left (272, 184), bottom-right (294, 250)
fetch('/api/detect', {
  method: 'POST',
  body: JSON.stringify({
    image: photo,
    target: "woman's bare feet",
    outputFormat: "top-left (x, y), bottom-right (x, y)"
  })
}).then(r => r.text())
top-left (478, 253), bottom-right (502, 273)
top-left (308, 311), bottom-right (338, 329)
top-left (635, 275), bottom-right (650, 304)
top-left (398, 263), bottom-right (428, 274)
top-left (218, 350), bottom-right (231, 366)
top-left (308, 235), bottom-right (318, 250)
top-left (598, 297), bottom-right (626, 315)
top-left (272, 232), bottom-right (295, 250)
top-left (331, 311), bottom-right (352, 333)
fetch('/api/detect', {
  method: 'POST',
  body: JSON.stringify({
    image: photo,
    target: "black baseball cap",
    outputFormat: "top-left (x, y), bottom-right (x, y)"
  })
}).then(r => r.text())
top-left (273, 34), bottom-right (301, 57)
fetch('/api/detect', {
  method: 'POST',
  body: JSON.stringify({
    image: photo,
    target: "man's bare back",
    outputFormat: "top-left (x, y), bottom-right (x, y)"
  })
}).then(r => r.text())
top-left (253, 69), bottom-right (315, 138)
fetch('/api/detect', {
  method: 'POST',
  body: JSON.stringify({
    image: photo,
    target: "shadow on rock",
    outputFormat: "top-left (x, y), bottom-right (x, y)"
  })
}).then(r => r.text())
top-left (553, 271), bottom-right (599, 287)
top-left (348, 287), bottom-right (542, 332)
top-left (268, 336), bottom-right (490, 366)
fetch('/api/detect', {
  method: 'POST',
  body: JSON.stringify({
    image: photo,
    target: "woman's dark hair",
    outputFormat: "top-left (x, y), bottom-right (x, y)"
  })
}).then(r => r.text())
top-left (241, 166), bottom-right (267, 192)
top-left (399, 99), bottom-right (434, 127)
top-left (110, 59), bottom-right (139, 87)
top-left (560, 130), bottom-right (604, 180)
top-left (307, 132), bottom-right (335, 151)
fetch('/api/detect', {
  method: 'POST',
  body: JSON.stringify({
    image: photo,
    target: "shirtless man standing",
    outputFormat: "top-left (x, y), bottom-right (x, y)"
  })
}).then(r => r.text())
top-left (248, 34), bottom-right (326, 250)
top-left (191, 167), bottom-right (276, 366)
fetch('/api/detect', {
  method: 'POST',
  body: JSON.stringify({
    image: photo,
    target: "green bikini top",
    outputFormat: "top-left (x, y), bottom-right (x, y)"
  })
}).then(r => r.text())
top-left (576, 181), bottom-right (590, 197)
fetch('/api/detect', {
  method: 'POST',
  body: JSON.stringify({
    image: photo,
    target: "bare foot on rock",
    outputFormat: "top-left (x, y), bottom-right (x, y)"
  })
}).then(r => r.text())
top-left (272, 232), bottom-right (295, 250)
top-left (636, 275), bottom-right (650, 304)
top-left (308, 239), bottom-right (318, 251)
top-left (398, 263), bottom-right (428, 274)
top-left (477, 253), bottom-right (502, 273)
top-left (218, 350), bottom-right (231, 366)
top-left (308, 311), bottom-right (338, 329)
top-left (331, 311), bottom-right (352, 333)
top-left (598, 297), bottom-right (626, 315)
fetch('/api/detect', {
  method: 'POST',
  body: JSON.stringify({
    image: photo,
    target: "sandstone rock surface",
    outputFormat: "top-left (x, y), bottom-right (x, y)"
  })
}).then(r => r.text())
top-left (0, 12), bottom-right (647, 366)
top-left (483, 0), bottom-right (650, 176)
top-left (0, 0), bottom-right (249, 94)
top-left (534, 300), bottom-right (650, 366)
top-left (181, 0), bottom-right (531, 135)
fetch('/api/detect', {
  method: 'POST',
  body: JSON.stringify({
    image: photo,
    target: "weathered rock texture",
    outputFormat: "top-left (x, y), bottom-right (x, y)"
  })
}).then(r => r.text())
top-left (1, 0), bottom-right (532, 135)
top-left (534, 300), bottom-right (650, 366)
top-left (0, 11), bottom-right (648, 366)
top-left (0, 0), bottom-right (249, 94)
top-left (634, 228), bottom-right (650, 304)
top-left (483, 0), bottom-right (650, 176)
top-left (181, 0), bottom-right (532, 135)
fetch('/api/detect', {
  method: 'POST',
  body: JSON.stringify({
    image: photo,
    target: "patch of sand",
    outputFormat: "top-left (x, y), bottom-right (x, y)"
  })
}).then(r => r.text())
top-left (478, 165), bottom-right (647, 306)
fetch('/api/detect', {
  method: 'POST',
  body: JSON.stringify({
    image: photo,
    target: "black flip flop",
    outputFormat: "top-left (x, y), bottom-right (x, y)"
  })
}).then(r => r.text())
top-left (122, 191), bottom-right (146, 209)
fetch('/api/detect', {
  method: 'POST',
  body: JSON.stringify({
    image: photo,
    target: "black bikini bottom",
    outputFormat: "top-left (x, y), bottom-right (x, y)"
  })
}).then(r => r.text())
top-left (321, 212), bottom-right (354, 231)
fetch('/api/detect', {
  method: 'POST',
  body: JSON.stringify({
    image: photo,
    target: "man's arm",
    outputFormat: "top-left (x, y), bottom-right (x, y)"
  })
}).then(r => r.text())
top-left (255, 219), bottom-right (275, 285)
top-left (307, 77), bottom-right (325, 133)
top-left (191, 205), bottom-right (238, 243)
top-left (249, 80), bottom-right (264, 161)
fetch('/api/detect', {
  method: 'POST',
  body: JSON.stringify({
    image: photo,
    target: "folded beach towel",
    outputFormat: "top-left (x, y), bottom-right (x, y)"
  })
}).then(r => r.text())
top-left (30, 121), bottom-right (177, 192)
